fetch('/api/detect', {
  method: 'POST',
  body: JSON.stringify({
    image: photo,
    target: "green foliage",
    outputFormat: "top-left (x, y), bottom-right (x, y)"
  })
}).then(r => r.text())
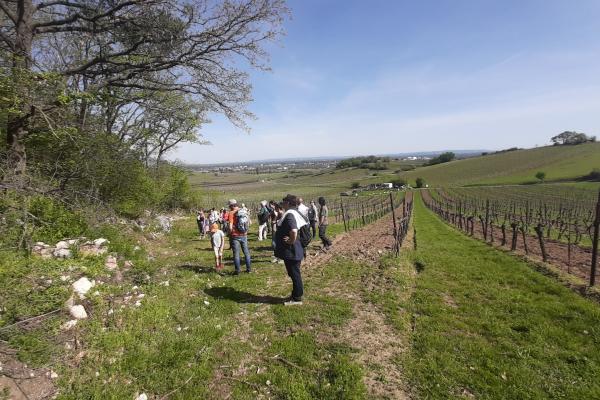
top-left (426, 151), bottom-right (455, 166)
top-left (551, 131), bottom-right (596, 145)
top-left (28, 196), bottom-right (88, 243)
top-left (0, 193), bottom-right (87, 247)
top-left (586, 169), bottom-right (600, 182)
top-left (336, 155), bottom-right (390, 170)
top-left (535, 171), bottom-right (546, 182)
top-left (391, 177), bottom-right (407, 187)
top-left (415, 177), bottom-right (425, 188)
top-left (350, 182), bottom-right (360, 189)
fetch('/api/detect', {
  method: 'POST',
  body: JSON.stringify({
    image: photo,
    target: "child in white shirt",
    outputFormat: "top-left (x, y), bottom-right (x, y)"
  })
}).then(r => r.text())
top-left (210, 223), bottom-right (225, 271)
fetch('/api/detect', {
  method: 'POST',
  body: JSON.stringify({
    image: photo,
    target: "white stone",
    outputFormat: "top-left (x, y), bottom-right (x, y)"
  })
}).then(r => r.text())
top-left (69, 305), bottom-right (88, 320)
top-left (53, 248), bottom-right (72, 259)
top-left (123, 260), bottom-right (134, 268)
top-left (203, 300), bottom-right (210, 306)
top-left (72, 277), bottom-right (95, 299)
top-left (94, 238), bottom-right (109, 247)
top-left (156, 215), bottom-right (172, 232)
top-left (105, 255), bottom-right (118, 271)
top-left (49, 370), bottom-right (59, 379)
top-left (55, 240), bottom-right (70, 250)
top-left (60, 275), bottom-right (70, 282)
top-left (134, 300), bottom-right (142, 307)
top-left (135, 393), bottom-right (148, 400)
top-left (67, 239), bottom-right (79, 246)
top-left (159, 280), bottom-right (170, 287)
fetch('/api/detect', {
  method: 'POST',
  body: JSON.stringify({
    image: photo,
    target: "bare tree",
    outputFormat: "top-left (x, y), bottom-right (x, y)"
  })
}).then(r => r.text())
top-left (0, 0), bottom-right (289, 176)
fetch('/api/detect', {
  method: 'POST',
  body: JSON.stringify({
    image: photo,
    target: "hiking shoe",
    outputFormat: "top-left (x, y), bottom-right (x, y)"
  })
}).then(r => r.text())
top-left (284, 300), bottom-right (303, 306)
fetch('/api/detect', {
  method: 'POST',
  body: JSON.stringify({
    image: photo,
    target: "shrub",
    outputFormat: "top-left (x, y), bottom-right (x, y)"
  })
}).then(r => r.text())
top-left (587, 169), bottom-right (600, 181)
top-left (535, 171), bottom-right (546, 182)
top-left (350, 182), bottom-right (360, 189)
top-left (427, 152), bottom-right (455, 166)
top-left (416, 177), bottom-right (425, 188)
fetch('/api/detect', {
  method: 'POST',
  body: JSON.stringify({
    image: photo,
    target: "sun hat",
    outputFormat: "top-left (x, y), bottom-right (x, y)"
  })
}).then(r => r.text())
top-left (228, 199), bottom-right (237, 206)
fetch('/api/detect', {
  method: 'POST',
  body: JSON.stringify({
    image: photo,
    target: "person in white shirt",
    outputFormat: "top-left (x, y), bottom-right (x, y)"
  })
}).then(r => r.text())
top-left (297, 197), bottom-right (309, 219)
top-left (210, 223), bottom-right (225, 271)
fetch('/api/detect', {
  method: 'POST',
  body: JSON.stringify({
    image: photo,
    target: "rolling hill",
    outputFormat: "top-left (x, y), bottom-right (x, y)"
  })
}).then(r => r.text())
top-left (397, 142), bottom-right (600, 186)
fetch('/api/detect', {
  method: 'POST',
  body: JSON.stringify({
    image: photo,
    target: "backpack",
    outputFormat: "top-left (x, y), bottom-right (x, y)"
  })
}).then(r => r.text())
top-left (258, 207), bottom-right (270, 224)
top-left (294, 210), bottom-right (312, 248)
top-left (234, 208), bottom-right (249, 233)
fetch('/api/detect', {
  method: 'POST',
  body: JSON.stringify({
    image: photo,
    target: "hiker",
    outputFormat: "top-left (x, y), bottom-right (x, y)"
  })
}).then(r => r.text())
top-left (257, 200), bottom-right (270, 241)
top-left (208, 207), bottom-right (220, 225)
top-left (318, 196), bottom-right (332, 250)
top-left (275, 194), bottom-right (307, 305)
top-left (297, 197), bottom-right (309, 218)
top-left (271, 202), bottom-right (284, 263)
top-left (196, 209), bottom-right (206, 239)
top-left (227, 199), bottom-right (252, 274)
top-left (210, 223), bottom-right (225, 271)
top-left (220, 207), bottom-right (229, 235)
top-left (308, 200), bottom-right (318, 238)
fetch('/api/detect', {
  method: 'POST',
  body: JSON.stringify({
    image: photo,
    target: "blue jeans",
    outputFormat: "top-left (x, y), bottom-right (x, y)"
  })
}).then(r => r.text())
top-left (230, 236), bottom-right (251, 273)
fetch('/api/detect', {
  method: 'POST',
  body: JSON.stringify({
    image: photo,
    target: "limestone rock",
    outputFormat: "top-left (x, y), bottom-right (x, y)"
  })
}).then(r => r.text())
top-left (105, 255), bottom-right (118, 271)
top-left (72, 277), bottom-right (95, 299)
top-left (156, 215), bottom-right (172, 233)
top-left (93, 238), bottom-right (109, 247)
top-left (53, 248), bottom-right (72, 259)
top-left (55, 240), bottom-right (70, 250)
top-left (69, 305), bottom-right (88, 320)
top-left (61, 319), bottom-right (78, 330)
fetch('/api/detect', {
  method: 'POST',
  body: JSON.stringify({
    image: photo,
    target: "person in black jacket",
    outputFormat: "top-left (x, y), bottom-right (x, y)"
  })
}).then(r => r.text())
top-left (275, 194), bottom-right (307, 305)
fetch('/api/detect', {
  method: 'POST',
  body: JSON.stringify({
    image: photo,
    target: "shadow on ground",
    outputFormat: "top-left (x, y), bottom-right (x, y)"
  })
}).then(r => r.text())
top-left (204, 287), bottom-right (286, 304)
top-left (178, 264), bottom-right (215, 274)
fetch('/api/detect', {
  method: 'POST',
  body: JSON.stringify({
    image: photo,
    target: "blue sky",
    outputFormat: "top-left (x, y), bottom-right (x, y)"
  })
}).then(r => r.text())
top-left (173, 0), bottom-right (600, 164)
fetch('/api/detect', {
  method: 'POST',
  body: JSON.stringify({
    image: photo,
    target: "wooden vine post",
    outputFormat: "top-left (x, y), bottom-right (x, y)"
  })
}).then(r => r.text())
top-left (389, 192), bottom-right (399, 255)
top-left (590, 189), bottom-right (600, 286)
top-left (340, 198), bottom-right (348, 232)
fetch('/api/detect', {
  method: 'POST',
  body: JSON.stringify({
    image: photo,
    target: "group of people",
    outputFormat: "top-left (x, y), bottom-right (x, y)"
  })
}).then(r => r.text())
top-left (195, 196), bottom-right (333, 305)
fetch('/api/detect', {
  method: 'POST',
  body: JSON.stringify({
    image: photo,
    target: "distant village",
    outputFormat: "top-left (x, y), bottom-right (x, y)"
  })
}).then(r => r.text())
top-left (187, 156), bottom-right (431, 174)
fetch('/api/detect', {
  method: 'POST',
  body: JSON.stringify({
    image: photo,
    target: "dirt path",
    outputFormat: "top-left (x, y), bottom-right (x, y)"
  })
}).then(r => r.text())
top-left (304, 206), bottom-right (411, 399)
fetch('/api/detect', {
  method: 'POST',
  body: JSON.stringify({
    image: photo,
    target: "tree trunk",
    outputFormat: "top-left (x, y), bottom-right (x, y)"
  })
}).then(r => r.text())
top-left (6, 0), bottom-right (34, 177)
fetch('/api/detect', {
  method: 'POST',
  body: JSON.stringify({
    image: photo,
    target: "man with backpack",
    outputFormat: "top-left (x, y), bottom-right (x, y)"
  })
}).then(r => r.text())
top-left (227, 199), bottom-right (252, 275)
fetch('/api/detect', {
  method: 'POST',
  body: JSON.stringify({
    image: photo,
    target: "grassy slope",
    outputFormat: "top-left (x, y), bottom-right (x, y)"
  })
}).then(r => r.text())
top-left (399, 142), bottom-right (600, 186)
top-left (0, 219), bottom-right (372, 399)
top-left (405, 193), bottom-right (600, 399)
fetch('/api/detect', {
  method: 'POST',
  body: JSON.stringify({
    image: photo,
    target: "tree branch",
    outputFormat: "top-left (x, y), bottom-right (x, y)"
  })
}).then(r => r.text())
top-left (0, 2), bottom-right (17, 25)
